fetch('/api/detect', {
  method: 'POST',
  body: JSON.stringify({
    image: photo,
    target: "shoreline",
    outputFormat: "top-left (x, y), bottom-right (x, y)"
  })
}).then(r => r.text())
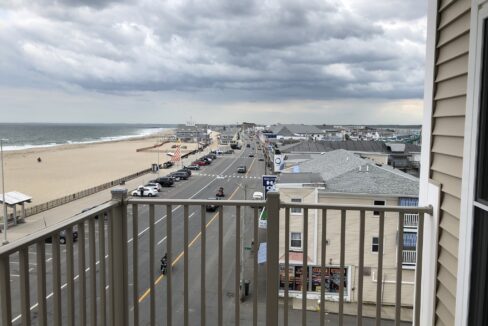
top-left (3, 128), bottom-right (175, 154)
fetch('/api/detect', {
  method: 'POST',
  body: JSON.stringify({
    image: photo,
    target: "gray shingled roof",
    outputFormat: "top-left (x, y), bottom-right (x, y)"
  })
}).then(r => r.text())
top-left (270, 124), bottom-right (324, 135)
top-left (322, 163), bottom-right (418, 196)
top-left (277, 173), bottom-right (324, 185)
top-left (280, 140), bottom-right (420, 154)
top-left (281, 149), bottom-right (418, 196)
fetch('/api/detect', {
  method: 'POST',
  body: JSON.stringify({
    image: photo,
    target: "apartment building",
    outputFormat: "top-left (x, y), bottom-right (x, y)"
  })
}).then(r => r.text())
top-left (276, 150), bottom-right (419, 317)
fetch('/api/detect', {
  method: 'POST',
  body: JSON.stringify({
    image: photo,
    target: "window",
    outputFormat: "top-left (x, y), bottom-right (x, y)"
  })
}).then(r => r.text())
top-left (290, 232), bottom-right (302, 249)
top-left (373, 200), bottom-right (385, 216)
top-left (371, 237), bottom-right (379, 253)
top-left (477, 26), bottom-right (488, 205)
top-left (403, 232), bottom-right (417, 251)
top-left (291, 198), bottom-right (302, 214)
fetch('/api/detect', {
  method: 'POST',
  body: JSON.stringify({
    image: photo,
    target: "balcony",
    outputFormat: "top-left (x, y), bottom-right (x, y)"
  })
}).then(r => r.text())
top-left (0, 190), bottom-right (432, 326)
top-left (403, 214), bottom-right (419, 228)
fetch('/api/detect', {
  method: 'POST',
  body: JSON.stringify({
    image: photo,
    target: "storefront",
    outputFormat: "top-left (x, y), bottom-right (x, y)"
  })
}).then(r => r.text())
top-left (279, 264), bottom-right (351, 300)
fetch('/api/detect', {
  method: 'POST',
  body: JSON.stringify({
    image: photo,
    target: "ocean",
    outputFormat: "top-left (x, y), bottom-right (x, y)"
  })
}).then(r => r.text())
top-left (0, 123), bottom-right (177, 151)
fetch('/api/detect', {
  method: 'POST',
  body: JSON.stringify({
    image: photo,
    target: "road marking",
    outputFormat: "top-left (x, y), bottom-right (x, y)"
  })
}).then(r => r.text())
top-left (137, 156), bottom-right (253, 303)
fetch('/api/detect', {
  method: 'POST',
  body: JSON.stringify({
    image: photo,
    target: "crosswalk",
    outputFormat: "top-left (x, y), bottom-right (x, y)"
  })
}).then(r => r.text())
top-left (193, 173), bottom-right (260, 180)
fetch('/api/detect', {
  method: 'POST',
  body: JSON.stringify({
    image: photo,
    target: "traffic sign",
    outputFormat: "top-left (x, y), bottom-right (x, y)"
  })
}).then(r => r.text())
top-left (262, 175), bottom-right (277, 198)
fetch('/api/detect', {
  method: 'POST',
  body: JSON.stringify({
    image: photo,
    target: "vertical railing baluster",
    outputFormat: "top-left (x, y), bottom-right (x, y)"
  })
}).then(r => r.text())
top-left (284, 208), bottom-right (290, 326)
top-left (52, 234), bottom-right (62, 326)
top-left (66, 226), bottom-right (75, 326)
top-left (395, 213), bottom-right (404, 325)
top-left (414, 212), bottom-right (425, 326)
top-left (98, 213), bottom-right (106, 326)
top-left (357, 210), bottom-right (365, 326)
top-left (109, 189), bottom-right (129, 326)
top-left (235, 206), bottom-right (241, 326)
top-left (0, 254), bottom-right (12, 326)
top-left (253, 207), bottom-right (259, 326)
top-left (36, 242), bottom-right (47, 326)
top-left (320, 209), bottom-right (327, 326)
top-left (19, 247), bottom-right (31, 326)
top-left (200, 205), bottom-right (206, 326)
top-left (218, 205), bottom-right (223, 326)
top-left (89, 218), bottom-right (97, 326)
top-left (302, 208), bottom-right (309, 326)
top-left (131, 204), bottom-right (139, 326)
top-left (339, 210), bottom-right (346, 326)
top-left (184, 205), bottom-right (189, 326)
top-left (149, 204), bottom-right (155, 326)
top-left (108, 208), bottom-right (114, 326)
top-left (78, 222), bottom-right (86, 326)
top-left (266, 192), bottom-right (280, 326)
top-left (376, 211), bottom-right (385, 326)
top-left (166, 204), bottom-right (173, 326)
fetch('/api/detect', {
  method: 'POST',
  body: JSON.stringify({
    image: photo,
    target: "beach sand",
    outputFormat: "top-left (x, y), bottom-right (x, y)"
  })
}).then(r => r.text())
top-left (1, 130), bottom-right (216, 208)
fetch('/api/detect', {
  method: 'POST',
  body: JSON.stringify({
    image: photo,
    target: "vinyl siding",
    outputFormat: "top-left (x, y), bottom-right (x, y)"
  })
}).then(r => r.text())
top-left (431, 0), bottom-right (470, 324)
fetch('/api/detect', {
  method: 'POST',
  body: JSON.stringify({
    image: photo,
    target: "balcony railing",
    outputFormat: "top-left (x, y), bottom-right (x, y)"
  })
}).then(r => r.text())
top-left (402, 250), bottom-right (417, 266)
top-left (0, 190), bottom-right (432, 326)
top-left (404, 213), bottom-right (419, 228)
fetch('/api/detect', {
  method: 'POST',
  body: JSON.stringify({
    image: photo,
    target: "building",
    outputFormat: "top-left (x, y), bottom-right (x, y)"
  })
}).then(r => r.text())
top-left (276, 150), bottom-right (419, 316)
top-left (268, 124), bottom-right (326, 140)
top-left (175, 124), bottom-right (209, 143)
top-left (419, 0), bottom-right (488, 324)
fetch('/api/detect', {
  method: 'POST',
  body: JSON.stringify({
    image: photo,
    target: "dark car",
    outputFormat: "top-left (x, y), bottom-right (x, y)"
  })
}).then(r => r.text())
top-left (169, 171), bottom-right (189, 181)
top-left (258, 158), bottom-right (264, 161)
top-left (206, 153), bottom-right (217, 159)
top-left (206, 197), bottom-right (220, 212)
top-left (152, 177), bottom-right (175, 187)
top-left (187, 164), bottom-right (201, 170)
top-left (237, 166), bottom-right (247, 173)
top-left (177, 168), bottom-right (191, 177)
top-left (249, 154), bottom-right (255, 157)
top-left (45, 229), bottom-right (78, 244)
top-left (162, 161), bottom-right (174, 168)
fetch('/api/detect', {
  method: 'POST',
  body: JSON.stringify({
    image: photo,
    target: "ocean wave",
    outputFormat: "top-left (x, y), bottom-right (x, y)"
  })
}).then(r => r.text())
top-left (3, 128), bottom-right (171, 152)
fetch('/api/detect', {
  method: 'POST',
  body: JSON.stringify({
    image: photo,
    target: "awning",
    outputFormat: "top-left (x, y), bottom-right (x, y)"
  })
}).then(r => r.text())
top-left (0, 191), bottom-right (32, 205)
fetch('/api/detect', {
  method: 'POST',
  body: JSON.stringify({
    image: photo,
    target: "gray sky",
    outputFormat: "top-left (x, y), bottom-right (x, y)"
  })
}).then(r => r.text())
top-left (0, 0), bottom-right (427, 124)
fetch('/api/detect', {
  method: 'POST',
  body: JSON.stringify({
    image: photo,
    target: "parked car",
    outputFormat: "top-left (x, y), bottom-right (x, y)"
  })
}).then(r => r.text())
top-left (145, 182), bottom-right (161, 192)
top-left (206, 197), bottom-right (220, 212)
top-left (246, 144), bottom-right (251, 148)
top-left (187, 165), bottom-right (201, 170)
top-left (237, 166), bottom-right (247, 173)
top-left (162, 161), bottom-right (174, 168)
top-left (168, 171), bottom-right (189, 181)
top-left (206, 153), bottom-right (217, 159)
top-left (224, 149), bottom-right (234, 154)
top-left (258, 158), bottom-right (264, 161)
top-left (152, 177), bottom-right (174, 187)
top-left (177, 169), bottom-right (191, 177)
top-left (45, 229), bottom-right (78, 244)
top-left (252, 192), bottom-right (264, 200)
top-left (131, 186), bottom-right (157, 197)
top-left (192, 160), bottom-right (208, 166)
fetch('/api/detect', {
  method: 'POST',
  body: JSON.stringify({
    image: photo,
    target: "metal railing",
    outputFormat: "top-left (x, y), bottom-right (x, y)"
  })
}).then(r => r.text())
top-left (404, 213), bottom-right (419, 228)
top-left (0, 190), bottom-right (432, 326)
top-left (402, 250), bottom-right (417, 265)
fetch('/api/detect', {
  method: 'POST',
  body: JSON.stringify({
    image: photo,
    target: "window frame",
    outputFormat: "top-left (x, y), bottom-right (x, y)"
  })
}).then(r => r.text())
top-left (371, 236), bottom-right (379, 253)
top-left (290, 198), bottom-right (303, 214)
top-left (290, 232), bottom-right (302, 250)
top-left (373, 200), bottom-right (385, 216)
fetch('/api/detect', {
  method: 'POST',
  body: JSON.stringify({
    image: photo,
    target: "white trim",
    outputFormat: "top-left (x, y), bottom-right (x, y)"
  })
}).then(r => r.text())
top-left (419, 181), bottom-right (441, 326)
top-left (290, 232), bottom-right (302, 250)
top-left (371, 236), bottom-right (379, 253)
top-left (418, 0), bottom-right (438, 324)
top-left (474, 201), bottom-right (488, 211)
top-left (455, 3), bottom-right (488, 326)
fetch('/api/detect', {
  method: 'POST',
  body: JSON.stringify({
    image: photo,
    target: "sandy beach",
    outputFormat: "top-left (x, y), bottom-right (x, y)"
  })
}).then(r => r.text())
top-left (1, 130), bottom-right (213, 208)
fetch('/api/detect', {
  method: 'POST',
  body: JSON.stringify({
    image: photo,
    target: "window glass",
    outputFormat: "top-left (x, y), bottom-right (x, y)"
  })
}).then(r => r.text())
top-left (477, 18), bottom-right (488, 204)
top-left (291, 198), bottom-right (302, 213)
top-left (290, 232), bottom-right (302, 248)
top-left (373, 200), bottom-right (385, 216)
top-left (372, 237), bottom-right (379, 252)
top-left (403, 232), bottom-right (417, 251)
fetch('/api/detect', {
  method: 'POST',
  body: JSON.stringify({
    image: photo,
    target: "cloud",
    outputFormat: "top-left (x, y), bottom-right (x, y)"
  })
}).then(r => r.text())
top-left (0, 0), bottom-right (427, 121)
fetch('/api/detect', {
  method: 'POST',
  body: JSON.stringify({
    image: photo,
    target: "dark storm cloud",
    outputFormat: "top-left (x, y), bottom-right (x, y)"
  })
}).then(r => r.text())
top-left (0, 0), bottom-right (427, 101)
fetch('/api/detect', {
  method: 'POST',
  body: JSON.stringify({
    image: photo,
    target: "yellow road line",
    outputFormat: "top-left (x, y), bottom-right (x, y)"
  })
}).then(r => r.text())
top-left (138, 184), bottom-right (241, 303)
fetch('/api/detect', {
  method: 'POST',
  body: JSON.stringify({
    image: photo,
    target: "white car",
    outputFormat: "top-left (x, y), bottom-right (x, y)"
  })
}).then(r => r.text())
top-left (145, 182), bottom-right (161, 192)
top-left (252, 191), bottom-right (264, 200)
top-left (131, 186), bottom-right (157, 197)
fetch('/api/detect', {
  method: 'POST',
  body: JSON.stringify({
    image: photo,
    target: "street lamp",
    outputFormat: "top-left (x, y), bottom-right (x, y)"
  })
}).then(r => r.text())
top-left (1, 139), bottom-right (8, 245)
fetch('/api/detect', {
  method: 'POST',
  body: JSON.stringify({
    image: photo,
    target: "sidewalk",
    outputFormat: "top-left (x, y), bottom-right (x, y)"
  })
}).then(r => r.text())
top-left (2, 145), bottom-right (216, 244)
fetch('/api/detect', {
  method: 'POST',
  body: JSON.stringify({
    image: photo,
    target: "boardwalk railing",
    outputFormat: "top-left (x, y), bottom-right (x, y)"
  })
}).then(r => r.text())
top-left (0, 190), bottom-right (432, 326)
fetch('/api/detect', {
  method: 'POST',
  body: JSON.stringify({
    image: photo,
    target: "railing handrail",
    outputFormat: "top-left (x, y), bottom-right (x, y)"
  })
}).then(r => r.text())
top-left (280, 202), bottom-right (433, 214)
top-left (0, 201), bottom-right (116, 256)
